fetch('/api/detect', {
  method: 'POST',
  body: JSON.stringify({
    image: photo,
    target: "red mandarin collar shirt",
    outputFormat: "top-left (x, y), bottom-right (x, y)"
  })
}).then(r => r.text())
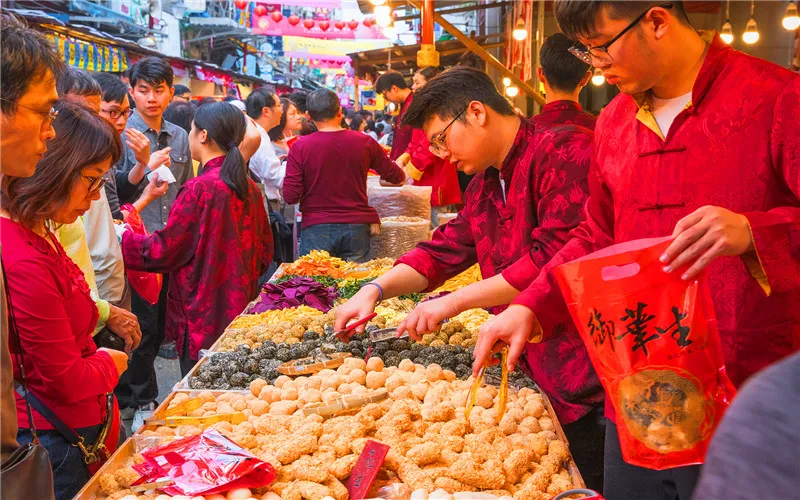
top-left (122, 156), bottom-right (273, 360)
top-left (1, 219), bottom-right (118, 430)
top-left (396, 118), bottom-right (604, 423)
top-left (503, 34), bottom-right (800, 422)
top-left (533, 100), bottom-right (597, 131)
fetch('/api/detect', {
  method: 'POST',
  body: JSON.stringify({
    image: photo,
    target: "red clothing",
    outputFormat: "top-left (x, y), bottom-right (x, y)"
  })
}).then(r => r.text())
top-left (406, 128), bottom-right (463, 207)
top-left (532, 100), bottom-right (596, 131)
top-left (284, 129), bottom-right (405, 228)
top-left (389, 92), bottom-right (414, 162)
top-left (396, 118), bottom-right (603, 424)
top-left (1, 219), bottom-right (117, 430)
top-left (504, 34), bottom-right (800, 422)
top-left (122, 156), bottom-right (272, 359)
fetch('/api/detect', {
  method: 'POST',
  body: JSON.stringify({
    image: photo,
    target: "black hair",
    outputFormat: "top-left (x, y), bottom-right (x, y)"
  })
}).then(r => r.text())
top-left (0, 12), bottom-right (65, 115)
top-left (163, 101), bottom-right (195, 134)
top-left (286, 91), bottom-right (309, 113)
top-left (358, 109), bottom-right (372, 119)
top-left (57, 66), bottom-right (101, 97)
top-left (129, 56), bottom-right (173, 89)
top-left (416, 66), bottom-right (439, 81)
top-left (403, 66), bottom-right (514, 129)
top-left (365, 119), bottom-right (376, 133)
top-left (93, 72), bottom-right (129, 104)
top-left (226, 88), bottom-right (238, 97)
top-left (457, 51), bottom-right (484, 70)
top-left (268, 98), bottom-right (299, 142)
top-left (245, 88), bottom-right (277, 120)
top-left (554, 1), bottom-right (690, 40)
top-left (306, 88), bottom-right (340, 122)
top-left (173, 84), bottom-right (190, 96)
top-left (349, 114), bottom-right (363, 132)
top-left (198, 96), bottom-right (216, 107)
top-left (540, 33), bottom-right (591, 92)
top-left (223, 96), bottom-right (236, 102)
top-left (193, 102), bottom-right (248, 200)
top-left (374, 71), bottom-right (409, 93)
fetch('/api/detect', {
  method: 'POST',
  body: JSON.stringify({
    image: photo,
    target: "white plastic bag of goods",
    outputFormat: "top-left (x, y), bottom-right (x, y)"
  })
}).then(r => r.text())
top-left (437, 212), bottom-right (458, 227)
top-left (368, 184), bottom-right (432, 220)
top-left (369, 216), bottom-right (431, 260)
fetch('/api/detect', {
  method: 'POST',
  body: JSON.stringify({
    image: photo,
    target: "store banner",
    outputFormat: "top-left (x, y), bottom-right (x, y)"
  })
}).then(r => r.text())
top-left (47, 33), bottom-right (128, 72)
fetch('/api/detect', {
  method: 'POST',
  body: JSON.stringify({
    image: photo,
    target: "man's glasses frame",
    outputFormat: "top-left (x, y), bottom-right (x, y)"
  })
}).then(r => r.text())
top-left (568, 3), bottom-right (673, 65)
top-left (101, 108), bottom-right (134, 120)
top-left (0, 98), bottom-right (58, 126)
top-left (429, 107), bottom-right (466, 158)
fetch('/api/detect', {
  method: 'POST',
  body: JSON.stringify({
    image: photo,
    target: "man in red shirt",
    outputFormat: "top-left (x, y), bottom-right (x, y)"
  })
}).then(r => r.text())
top-left (456, 2), bottom-right (800, 498)
top-left (336, 67), bottom-right (606, 490)
top-left (534, 32), bottom-right (596, 131)
top-left (284, 89), bottom-right (405, 262)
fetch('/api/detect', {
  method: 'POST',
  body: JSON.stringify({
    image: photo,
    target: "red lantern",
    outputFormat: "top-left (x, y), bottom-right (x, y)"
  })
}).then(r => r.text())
top-left (288, 14), bottom-right (300, 26)
top-left (318, 20), bottom-right (330, 31)
top-left (335, 20), bottom-right (345, 30)
top-left (363, 18), bottom-right (373, 28)
top-left (269, 11), bottom-right (283, 22)
top-left (347, 20), bottom-right (359, 30)
top-left (302, 18), bottom-right (315, 29)
top-left (233, 0), bottom-right (248, 10)
top-left (253, 4), bottom-right (266, 16)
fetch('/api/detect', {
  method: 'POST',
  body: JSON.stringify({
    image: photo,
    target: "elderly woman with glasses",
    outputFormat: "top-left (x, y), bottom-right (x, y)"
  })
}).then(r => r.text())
top-left (0, 101), bottom-right (130, 500)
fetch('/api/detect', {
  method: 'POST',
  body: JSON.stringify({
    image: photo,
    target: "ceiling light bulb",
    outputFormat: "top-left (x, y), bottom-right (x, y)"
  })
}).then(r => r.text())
top-left (505, 86), bottom-right (519, 97)
top-left (782, 2), bottom-right (800, 30)
top-left (742, 16), bottom-right (759, 44)
top-left (370, 0), bottom-right (386, 5)
top-left (374, 5), bottom-right (390, 18)
top-left (720, 20), bottom-right (734, 44)
top-left (591, 68), bottom-right (605, 86)
top-left (512, 18), bottom-right (527, 41)
top-left (502, 77), bottom-right (511, 87)
top-left (382, 23), bottom-right (396, 39)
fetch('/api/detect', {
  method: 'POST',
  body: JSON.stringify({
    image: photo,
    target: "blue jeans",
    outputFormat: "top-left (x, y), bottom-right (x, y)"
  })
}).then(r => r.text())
top-left (17, 422), bottom-right (127, 500)
top-left (299, 223), bottom-right (370, 262)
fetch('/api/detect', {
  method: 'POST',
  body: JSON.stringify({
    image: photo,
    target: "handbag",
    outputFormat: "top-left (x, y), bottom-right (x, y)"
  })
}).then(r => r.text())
top-left (0, 257), bottom-right (55, 500)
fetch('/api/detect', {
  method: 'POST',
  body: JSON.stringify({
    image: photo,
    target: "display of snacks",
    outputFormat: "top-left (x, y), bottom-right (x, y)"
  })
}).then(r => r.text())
top-left (228, 305), bottom-right (325, 330)
top-left (222, 308), bottom-right (332, 348)
top-left (282, 250), bottom-right (352, 278)
top-left (97, 359), bottom-right (576, 500)
top-left (431, 265), bottom-right (482, 295)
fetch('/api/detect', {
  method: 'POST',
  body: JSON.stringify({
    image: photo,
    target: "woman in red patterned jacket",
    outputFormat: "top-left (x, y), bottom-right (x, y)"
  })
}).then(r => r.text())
top-left (121, 102), bottom-right (273, 374)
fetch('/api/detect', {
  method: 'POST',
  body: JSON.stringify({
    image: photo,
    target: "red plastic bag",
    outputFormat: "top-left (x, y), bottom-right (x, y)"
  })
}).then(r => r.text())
top-left (131, 429), bottom-right (276, 496)
top-left (554, 237), bottom-right (736, 470)
top-left (122, 204), bottom-right (162, 304)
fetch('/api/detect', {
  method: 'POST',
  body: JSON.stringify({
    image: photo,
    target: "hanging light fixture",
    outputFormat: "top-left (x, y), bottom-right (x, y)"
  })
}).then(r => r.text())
top-left (502, 77), bottom-right (511, 87)
top-left (720, 0), bottom-right (734, 44)
top-left (743, 0), bottom-right (759, 44)
top-left (505, 86), bottom-right (519, 97)
top-left (382, 21), bottom-right (397, 39)
top-left (591, 67), bottom-right (605, 86)
top-left (512, 18), bottom-right (527, 41)
top-left (370, 0), bottom-right (386, 5)
top-left (783, 1), bottom-right (800, 30)
top-left (375, 5), bottom-right (392, 27)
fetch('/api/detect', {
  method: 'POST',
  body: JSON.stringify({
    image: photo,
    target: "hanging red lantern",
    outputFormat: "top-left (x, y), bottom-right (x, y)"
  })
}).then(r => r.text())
top-left (302, 18), bottom-right (315, 29)
top-left (347, 20), bottom-right (359, 30)
top-left (234, 0), bottom-right (248, 10)
top-left (253, 4), bottom-right (266, 16)
top-left (269, 10), bottom-right (282, 22)
top-left (318, 20), bottom-right (330, 31)
top-left (363, 18), bottom-right (373, 28)
top-left (257, 16), bottom-right (269, 30)
top-left (335, 20), bottom-right (345, 30)
top-left (288, 14), bottom-right (300, 26)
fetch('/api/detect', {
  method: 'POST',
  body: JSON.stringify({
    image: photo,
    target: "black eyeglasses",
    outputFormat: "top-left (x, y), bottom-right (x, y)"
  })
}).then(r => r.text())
top-left (568, 3), bottom-right (673, 65)
top-left (0, 98), bottom-right (58, 126)
top-left (429, 107), bottom-right (466, 158)
top-left (101, 108), bottom-right (134, 120)
top-left (80, 173), bottom-right (108, 193)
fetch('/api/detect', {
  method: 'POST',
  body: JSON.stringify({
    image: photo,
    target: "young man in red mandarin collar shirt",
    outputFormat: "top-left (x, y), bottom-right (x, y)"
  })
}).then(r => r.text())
top-left (445, 2), bottom-right (800, 498)
top-left (336, 67), bottom-right (607, 491)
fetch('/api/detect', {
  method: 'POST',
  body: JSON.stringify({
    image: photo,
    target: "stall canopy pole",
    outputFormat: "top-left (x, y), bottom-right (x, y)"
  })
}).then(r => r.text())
top-left (408, 0), bottom-right (544, 104)
top-left (417, 0), bottom-right (440, 68)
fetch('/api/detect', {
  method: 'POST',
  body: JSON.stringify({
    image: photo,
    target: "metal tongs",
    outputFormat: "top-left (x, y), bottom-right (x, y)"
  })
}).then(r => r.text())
top-left (369, 327), bottom-right (409, 343)
top-left (465, 346), bottom-right (509, 429)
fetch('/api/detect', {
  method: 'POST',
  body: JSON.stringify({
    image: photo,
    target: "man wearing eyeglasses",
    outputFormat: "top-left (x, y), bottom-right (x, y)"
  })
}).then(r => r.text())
top-left (172, 84), bottom-right (191, 103)
top-left (335, 66), bottom-right (606, 491)
top-left (458, 2), bottom-right (800, 498)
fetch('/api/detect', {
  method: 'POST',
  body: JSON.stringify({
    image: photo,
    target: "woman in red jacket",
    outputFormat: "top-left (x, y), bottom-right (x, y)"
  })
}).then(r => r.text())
top-left (121, 102), bottom-right (273, 375)
top-left (1, 102), bottom-right (129, 500)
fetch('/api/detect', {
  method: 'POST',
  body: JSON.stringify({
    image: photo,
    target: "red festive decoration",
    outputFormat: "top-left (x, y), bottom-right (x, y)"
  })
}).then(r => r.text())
top-left (287, 14), bottom-right (300, 26)
top-left (269, 10), bottom-right (283, 22)
top-left (347, 20), bottom-right (359, 30)
top-left (318, 20), bottom-right (330, 31)
top-left (335, 20), bottom-right (345, 30)
top-left (302, 18), bottom-right (315, 29)
top-left (234, 0), bottom-right (248, 10)
top-left (253, 4), bottom-right (266, 16)
top-left (363, 18), bottom-right (373, 28)
top-left (257, 17), bottom-right (269, 30)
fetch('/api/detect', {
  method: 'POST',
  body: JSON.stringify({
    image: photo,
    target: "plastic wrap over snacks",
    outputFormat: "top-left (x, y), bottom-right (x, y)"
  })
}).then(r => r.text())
top-left (369, 216), bottom-right (431, 260)
top-left (368, 184), bottom-right (432, 220)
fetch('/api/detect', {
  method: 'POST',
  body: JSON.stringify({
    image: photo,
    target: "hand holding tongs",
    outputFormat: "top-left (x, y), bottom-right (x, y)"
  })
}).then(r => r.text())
top-left (334, 312), bottom-right (377, 341)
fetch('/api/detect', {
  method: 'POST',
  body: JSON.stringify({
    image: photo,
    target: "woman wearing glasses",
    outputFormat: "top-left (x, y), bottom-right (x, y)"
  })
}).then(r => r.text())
top-left (0, 102), bottom-right (130, 500)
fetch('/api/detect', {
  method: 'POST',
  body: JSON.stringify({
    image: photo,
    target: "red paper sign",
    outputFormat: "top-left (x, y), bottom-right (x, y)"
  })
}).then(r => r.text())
top-left (346, 440), bottom-right (390, 499)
